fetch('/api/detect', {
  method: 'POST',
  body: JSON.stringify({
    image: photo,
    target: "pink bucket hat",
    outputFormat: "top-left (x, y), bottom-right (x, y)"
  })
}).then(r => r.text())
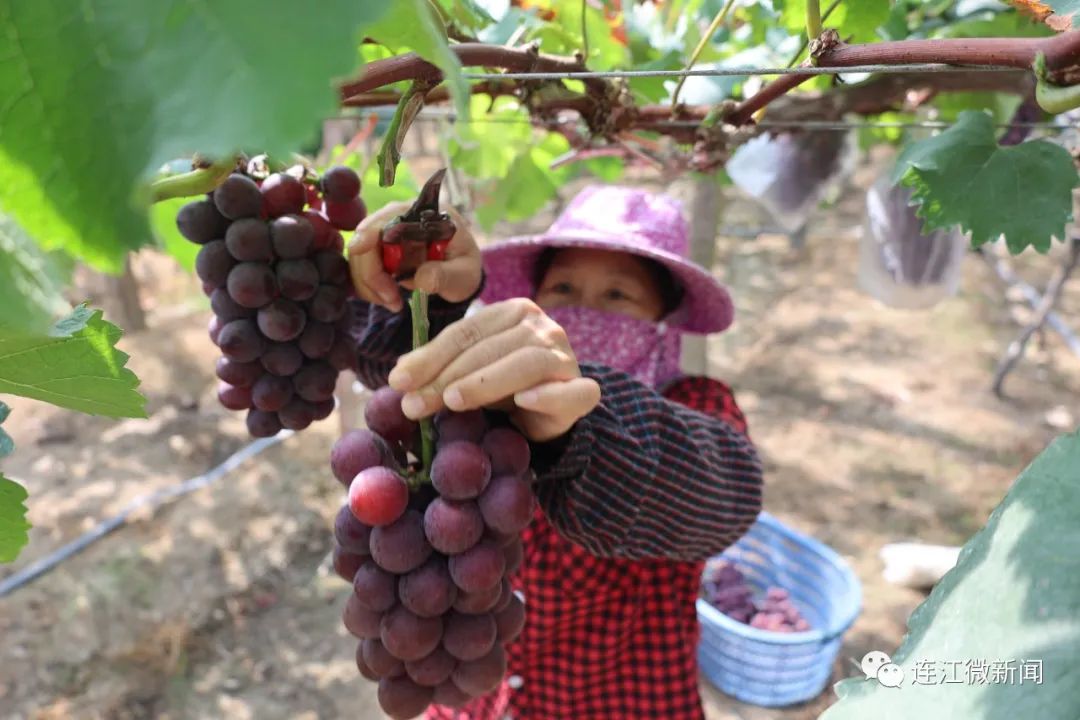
top-left (479, 185), bottom-right (734, 334)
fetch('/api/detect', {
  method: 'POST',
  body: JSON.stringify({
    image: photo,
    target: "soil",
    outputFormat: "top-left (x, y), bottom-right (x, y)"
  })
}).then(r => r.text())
top-left (1, 149), bottom-right (1077, 720)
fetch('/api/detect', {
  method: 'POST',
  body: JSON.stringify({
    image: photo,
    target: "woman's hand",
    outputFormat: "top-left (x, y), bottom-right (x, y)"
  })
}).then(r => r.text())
top-left (386, 299), bottom-right (602, 442)
top-left (347, 200), bottom-right (483, 313)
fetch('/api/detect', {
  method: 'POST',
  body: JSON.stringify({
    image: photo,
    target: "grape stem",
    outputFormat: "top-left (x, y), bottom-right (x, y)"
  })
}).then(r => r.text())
top-left (378, 78), bottom-right (436, 188)
top-left (411, 289), bottom-right (435, 485)
top-left (149, 156), bottom-right (237, 203)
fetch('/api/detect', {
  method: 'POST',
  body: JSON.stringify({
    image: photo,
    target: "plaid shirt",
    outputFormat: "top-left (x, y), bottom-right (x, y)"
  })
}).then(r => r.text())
top-left (347, 288), bottom-right (763, 720)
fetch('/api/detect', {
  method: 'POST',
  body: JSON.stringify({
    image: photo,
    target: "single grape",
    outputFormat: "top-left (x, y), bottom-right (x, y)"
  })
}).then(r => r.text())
top-left (503, 539), bottom-right (524, 575)
top-left (314, 251), bottom-right (350, 285)
top-left (257, 298), bottom-right (306, 342)
top-left (278, 397), bottom-right (317, 430)
top-left (276, 259), bottom-right (320, 301)
top-left (343, 592), bottom-right (383, 638)
top-left (270, 215), bottom-right (315, 259)
top-left (334, 547), bottom-right (368, 584)
top-left (481, 428), bottom-right (531, 477)
top-left (493, 594), bottom-right (525, 644)
top-left (349, 466), bottom-right (410, 527)
top-left (217, 382), bottom-right (253, 411)
top-left (225, 218), bottom-right (274, 262)
top-left (293, 361), bottom-right (337, 402)
top-left (334, 504), bottom-right (372, 555)
top-left (398, 557), bottom-right (457, 618)
top-left (353, 559), bottom-right (398, 612)
top-left (452, 579), bottom-right (503, 615)
top-left (195, 240), bottom-right (235, 289)
top-left (246, 408), bottom-right (282, 438)
top-left (251, 373), bottom-right (294, 412)
top-left (331, 429), bottom-right (392, 486)
top-left (448, 540), bottom-right (505, 594)
top-left (298, 322), bottom-right (335, 359)
top-left (363, 637), bottom-right (405, 679)
top-left (477, 474), bottom-right (535, 535)
top-left (208, 315), bottom-right (224, 345)
top-left (307, 285), bottom-right (347, 323)
top-left (330, 232), bottom-right (345, 254)
top-left (432, 680), bottom-right (472, 709)
top-left (435, 410), bottom-right (488, 446)
top-left (492, 579), bottom-right (513, 613)
top-left (405, 647), bottom-right (456, 688)
top-left (423, 498), bottom-right (484, 555)
top-left (450, 645), bottom-right (507, 697)
top-left (210, 287), bottom-right (255, 321)
top-left (176, 199), bottom-right (228, 244)
top-left (261, 173), bottom-right (306, 218)
top-left (218, 319), bottom-right (265, 363)
top-left (215, 357), bottom-right (263, 388)
top-left (380, 605), bottom-right (444, 662)
top-left (364, 386), bottom-right (418, 447)
top-left (355, 643), bottom-right (380, 682)
top-left (321, 166), bottom-right (362, 203)
top-left (370, 509), bottom-right (433, 574)
top-left (213, 173), bottom-right (263, 219)
top-left (325, 196), bottom-right (367, 231)
top-left (304, 210), bottom-right (335, 250)
top-left (377, 674), bottom-right (434, 720)
top-left (430, 442), bottom-right (492, 500)
top-left (260, 341), bottom-right (304, 376)
top-left (313, 398), bottom-right (336, 420)
top-left (442, 611), bottom-right (497, 662)
top-left (327, 337), bottom-right (357, 372)
top-left (227, 262), bottom-right (278, 309)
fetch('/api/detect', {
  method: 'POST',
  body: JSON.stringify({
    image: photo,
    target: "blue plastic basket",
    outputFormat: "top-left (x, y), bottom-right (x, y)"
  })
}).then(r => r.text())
top-left (696, 511), bottom-right (862, 708)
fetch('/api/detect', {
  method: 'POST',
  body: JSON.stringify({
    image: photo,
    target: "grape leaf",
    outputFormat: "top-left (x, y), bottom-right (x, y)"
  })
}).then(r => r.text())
top-left (891, 110), bottom-right (1078, 253)
top-left (0, 306), bottom-right (145, 418)
top-left (0, 0), bottom-right (388, 272)
top-left (363, 0), bottom-right (470, 117)
top-left (821, 430), bottom-right (1080, 720)
top-left (1008, 0), bottom-right (1080, 30)
top-left (448, 97), bottom-right (534, 178)
top-left (0, 473), bottom-right (30, 564)
top-left (0, 215), bottom-right (74, 333)
top-left (475, 134), bottom-right (573, 230)
top-left (0, 401), bottom-right (12, 459)
top-left (150, 197), bottom-right (199, 272)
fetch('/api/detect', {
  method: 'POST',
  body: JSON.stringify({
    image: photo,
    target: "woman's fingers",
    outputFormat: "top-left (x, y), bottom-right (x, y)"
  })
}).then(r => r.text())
top-left (412, 254), bottom-right (483, 302)
top-left (347, 201), bottom-right (412, 312)
top-left (511, 378), bottom-right (603, 442)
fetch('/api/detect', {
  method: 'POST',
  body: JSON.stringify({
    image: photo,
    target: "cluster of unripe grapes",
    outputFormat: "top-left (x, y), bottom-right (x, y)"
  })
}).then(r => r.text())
top-left (175, 161), bottom-right (366, 436)
top-left (702, 560), bottom-right (811, 633)
top-left (329, 387), bottom-right (532, 719)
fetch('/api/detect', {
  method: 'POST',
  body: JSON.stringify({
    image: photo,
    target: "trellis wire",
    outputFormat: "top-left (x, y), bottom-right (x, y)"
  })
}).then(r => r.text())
top-left (0, 430), bottom-right (294, 598)
top-left (461, 63), bottom-right (1022, 81)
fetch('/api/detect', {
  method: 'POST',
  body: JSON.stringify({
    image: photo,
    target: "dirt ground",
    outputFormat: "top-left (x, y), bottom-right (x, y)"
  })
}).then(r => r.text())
top-left (1, 148), bottom-right (1078, 720)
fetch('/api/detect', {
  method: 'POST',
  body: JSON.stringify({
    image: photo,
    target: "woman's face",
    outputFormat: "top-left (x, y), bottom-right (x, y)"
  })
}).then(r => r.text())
top-left (534, 248), bottom-right (665, 322)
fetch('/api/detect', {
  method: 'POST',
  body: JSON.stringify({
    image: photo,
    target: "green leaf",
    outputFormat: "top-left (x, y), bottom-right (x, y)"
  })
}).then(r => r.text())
top-left (150, 197), bottom-right (199, 272)
top-left (0, 307), bottom-right (145, 418)
top-left (448, 97), bottom-right (534, 178)
top-left (433, 0), bottom-right (495, 31)
top-left (363, 0), bottom-right (470, 117)
top-left (821, 430), bottom-right (1080, 720)
top-left (931, 92), bottom-right (1023, 126)
top-left (0, 473), bottom-right (31, 564)
top-left (0, 1), bottom-right (387, 272)
top-left (0, 215), bottom-right (74, 333)
top-left (0, 401), bottom-right (13, 459)
top-left (782, 0), bottom-right (890, 42)
top-left (475, 133), bottom-right (573, 230)
top-left (892, 111), bottom-right (1078, 253)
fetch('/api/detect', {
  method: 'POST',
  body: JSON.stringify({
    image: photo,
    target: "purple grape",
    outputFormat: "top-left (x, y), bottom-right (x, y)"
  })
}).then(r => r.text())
top-left (362, 638), bottom-right (404, 679)
top-left (380, 605), bottom-right (443, 662)
top-left (215, 357), bottom-right (263, 388)
top-left (334, 547), bottom-right (368, 584)
top-left (270, 215), bottom-right (314, 259)
top-left (208, 315), bottom-right (224, 345)
top-left (404, 647), bottom-right (456, 688)
top-left (176, 199), bottom-right (228, 244)
top-left (503, 539), bottom-right (524, 576)
top-left (330, 429), bottom-right (392, 486)
top-left (334, 504), bottom-right (372, 555)
top-left (477, 474), bottom-right (534, 535)
top-left (342, 593), bottom-right (382, 638)
top-left (217, 382), bottom-right (252, 411)
top-left (377, 674), bottom-right (434, 719)
top-left (452, 579), bottom-right (503, 615)
top-left (353, 559), bottom-right (398, 612)
top-left (210, 287), bottom-right (255, 321)
top-left (260, 341), bottom-right (304, 376)
top-left (278, 397), bottom-right (316, 430)
top-left (448, 540), bottom-right (505, 594)
top-left (423, 498), bottom-right (484, 555)
top-left (481, 428), bottom-right (531, 477)
top-left (225, 218), bottom-right (273, 262)
top-left (246, 408), bottom-right (282, 438)
top-left (252, 373), bottom-right (294, 412)
top-left (364, 386), bottom-right (417, 447)
top-left (399, 557), bottom-right (457, 618)
top-left (370, 509), bottom-right (433, 574)
top-left (493, 595), bottom-right (525, 644)
top-left (435, 410), bottom-right (488, 446)
top-left (261, 173), bottom-right (306, 218)
top-left (321, 166), bottom-right (361, 203)
top-left (324, 197), bottom-right (367, 231)
top-left (276, 259), bottom-right (320, 301)
top-left (218, 319), bottom-right (265, 363)
top-left (442, 611), bottom-right (496, 662)
top-left (451, 645), bottom-right (506, 697)
top-left (227, 262), bottom-right (278, 309)
top-left (257, 298), bottom-right (306, 342)
top-left (195, 240), bottom-right (235, 289)
top-left (212, 173), bottom-right (263, 220)
top-left (313, 398), bottom-right (335, 420)
top-left (314, 251), bottom-right (350, 285)
top-left (307, 285), bottom-right (347, 323)
top-left (298, 322), bottom-right (335, 359)
top-left (327, 336), bottom-right (356, 372)
top-left (430, 442), bottom-right (492, 500)
top-left (293, 361), bottom-right (336, 402)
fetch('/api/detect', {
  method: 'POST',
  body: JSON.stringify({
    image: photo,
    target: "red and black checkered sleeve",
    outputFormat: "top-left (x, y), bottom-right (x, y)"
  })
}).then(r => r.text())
top-left (531, 364), bottom-right (763, 562)
top-left (344, 275), bottom-right (486, 390)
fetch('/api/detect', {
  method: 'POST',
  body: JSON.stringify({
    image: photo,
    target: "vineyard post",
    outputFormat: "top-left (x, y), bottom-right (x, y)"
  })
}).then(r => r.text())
top-left (679, 171), bottom-right (725, 376)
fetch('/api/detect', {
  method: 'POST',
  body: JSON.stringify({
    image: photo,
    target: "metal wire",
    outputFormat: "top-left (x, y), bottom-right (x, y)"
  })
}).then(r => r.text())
top-left (462, 63), bottom-right (1023, 81)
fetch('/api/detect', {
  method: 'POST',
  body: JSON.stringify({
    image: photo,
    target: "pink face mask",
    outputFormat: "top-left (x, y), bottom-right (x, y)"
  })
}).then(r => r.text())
top-left (544, 305), bottom-right (683, 390)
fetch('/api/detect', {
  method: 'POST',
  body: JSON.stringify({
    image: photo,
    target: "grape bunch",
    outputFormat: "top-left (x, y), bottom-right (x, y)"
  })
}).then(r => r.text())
top-left (702, 560), bottom-right (811, 633)
top-left (329, 386), bottom-right (532, 719)
top-left (175, 163), bottom-right (367, 436)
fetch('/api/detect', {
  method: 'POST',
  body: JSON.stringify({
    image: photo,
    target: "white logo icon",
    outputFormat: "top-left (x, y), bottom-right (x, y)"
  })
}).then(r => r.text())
top-left (877, 663), bottom-right (905, 687)
top-left (860, 650), bottom-right (892, 679)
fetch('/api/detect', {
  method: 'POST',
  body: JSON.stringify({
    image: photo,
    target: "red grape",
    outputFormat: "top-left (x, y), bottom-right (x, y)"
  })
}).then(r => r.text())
top-left (398, 557), bottom-right (457, 618)
top-left (304, 210), bottom-right (334, 250)
top-left (334, 504), bottom-right (372, 555)
top-left (481, 428), bottom-right (531, 476)
top-left (334, 548), bottom-right (367, 584)
top-left (343, 593), bottom-right (383, 638)
top-left (208, 315), bottom-right (224, 345)
top-left (261, 173), bottom-right (305, 218)
top-left (452, 579), bottom-right (503, 615)
top-left (349, 466), bottom-right (410, 527)
top-left (270, 215), bottom-right (315, 259)
top-left (448, 540), bottom-right (505, 593)
top-left (298, 322), bottom-right (335, 359)
top-left (423, 498), bottom-right (484, 555)
top-left (432, 680), bottom-right (472, 709)
top-left (257, 298), bottom-right (306, 342)
top-left (492, 579), bottom-right (513, 613)
top-left (370, 509), bottom-right (433, 574)
top-left (380, 605), bottom-right (444, 661)
top-left (307, 284), bottom-right (347, 323)
top-left (225, 218), bottom-right (273, 262)
top-left (195, 240), bottom-right (235, 289)
top-left (430, 442), bottom-right (492, 500)
top-left (493, 594), bottom-right (525, 644)
top-left (260, 341), bottom-right (304, 376)
top-left (321, 166), bottom-right (361, 203)
top-left (435, 410), bottom-right (488, 446)
top-left (451, 645), bottom-right (506, 696)
top-left (377, 674), bottom-right (434, 720)
top-left (276, 259), bottom-right (319, 301)
top-left (327, 336), bottom-right (356, 372)
top-left (405, 647), bottom-right (456, 687)
top-left (353, 559), bottom-right (398, 612)
top-left (324, 196), bottom-right (367, 231)
top-left (213, 174), bottom-right (263, 220)
top-left (313, 398), bottom-right (335, 420)
top-left (210, 287), bottom-right (254, 321)
top-left (227, 262), bottom-right (278, 309)
top-left (331, 430), bottom-right (393, 487)
top-left (217, 382), bottom-right (252, 411)
top-left (252, 373), bottom-right (293, 412)
top-left (246, 409), bottom-right (281, 437)
top-left (355, 643), bottom-right (380, 682)
top-left (278, 398), bottom-right (316, 430)
top-left (176, 199), bottom-right (227, 244)
top-left (215, 357), bottom-right (262, 388)
top-left (362, 637), bottom-right (404, 679)
top-left (293, 361), bottom-right (336, 402)
top-left (364, 386), bottom-right (418, 447)
top-left (218, 319), bottom-right (265, 363)
top-left (442, 611), bottom-right (497, 662)
top-left (477, 474), bottom-right (535, 535)
top-left (314, 251), bottom-right (349, 284)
